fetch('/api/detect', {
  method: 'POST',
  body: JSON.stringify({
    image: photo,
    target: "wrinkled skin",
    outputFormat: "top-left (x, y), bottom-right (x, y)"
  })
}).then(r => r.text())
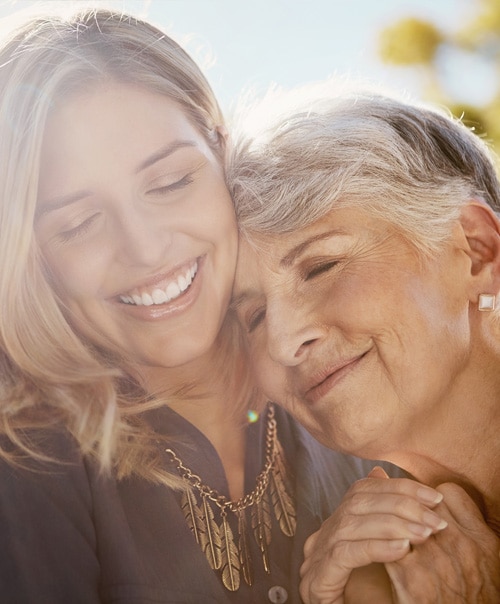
top-left (386, 483), bottom-right (500, 604)
top-left (300, 471), bottom-right (500, 604)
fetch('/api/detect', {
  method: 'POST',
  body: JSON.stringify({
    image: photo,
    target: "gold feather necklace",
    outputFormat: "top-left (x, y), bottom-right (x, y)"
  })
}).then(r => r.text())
top-left (165, 404), bottom-right (296, 592)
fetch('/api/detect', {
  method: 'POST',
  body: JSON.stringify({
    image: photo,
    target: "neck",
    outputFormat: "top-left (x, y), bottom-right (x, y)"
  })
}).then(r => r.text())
top-left (372, 345), bottom-right (500, 535)
top-left (386, 406), bottom-right (500, 534)
top-left (138, 327), bottom-right (253, 500)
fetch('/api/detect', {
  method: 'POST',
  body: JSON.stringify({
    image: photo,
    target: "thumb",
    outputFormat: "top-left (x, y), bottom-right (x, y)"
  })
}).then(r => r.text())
top-left (368, 465), bottom-right (390, 479)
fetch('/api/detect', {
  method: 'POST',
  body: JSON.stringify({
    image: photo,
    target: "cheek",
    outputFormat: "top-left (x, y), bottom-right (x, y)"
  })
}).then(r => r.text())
top-left (199, 194), bottom-right (237, 259)
top-left (218, 204), bottom-right (238, 250)
top-left (202, 179), bottom-right (236, 226)
top-left (250, 340), bottom-right (286, 400)
top-left (43, 248), bottom-right (102, 303)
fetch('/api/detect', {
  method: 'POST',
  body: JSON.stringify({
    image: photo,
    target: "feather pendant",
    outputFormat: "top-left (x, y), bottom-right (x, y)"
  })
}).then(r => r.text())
top-left (220, 512), bottom-right (240, 591)
top-left (270, 465), bottom-right (297, 537)
top-left (275, 439), bottom-right (294, 495)
top-left (200, 495), bottom-right (222, 570)
top-left (251, 488), bottom-right (272, 573)
top-left (180, 488), bottom-right (204, 545)
top-left (237, 509), bottom-right (253, 586)
top-left (169, 407), bottom-right (297, 592)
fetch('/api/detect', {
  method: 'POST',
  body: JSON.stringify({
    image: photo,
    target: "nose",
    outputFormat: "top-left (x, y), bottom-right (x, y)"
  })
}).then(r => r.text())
top-left (265, 298), bottom-right (324, 367)
top-left (113, 205), bottom-right (173, 267)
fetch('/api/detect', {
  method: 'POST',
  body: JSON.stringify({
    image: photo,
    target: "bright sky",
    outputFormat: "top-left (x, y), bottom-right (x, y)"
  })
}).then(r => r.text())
top-left (0, 0), bottom-right (481, 111)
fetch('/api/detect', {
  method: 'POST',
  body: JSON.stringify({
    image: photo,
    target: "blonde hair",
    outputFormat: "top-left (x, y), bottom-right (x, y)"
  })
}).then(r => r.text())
top-left (228, 82), bottom-right (500, 256)
top-left (0, 8), bottom-right (231, 484)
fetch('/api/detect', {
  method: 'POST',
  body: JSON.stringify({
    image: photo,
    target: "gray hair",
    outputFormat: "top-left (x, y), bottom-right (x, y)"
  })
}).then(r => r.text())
top-left (228, 82), bottom-right (500, 256)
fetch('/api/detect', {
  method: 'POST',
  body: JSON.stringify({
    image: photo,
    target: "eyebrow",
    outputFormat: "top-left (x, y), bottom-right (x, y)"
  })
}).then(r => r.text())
top-left (135, 139), bottom-right (197, 173)
top-left (231, 228), bottom-right (348, 309)
top-left (35, 190), bottom-right (92, 220)
top-left (280, 228), bottom-right (347, 267)
top-left (36, 139), bottom-right (198, 219)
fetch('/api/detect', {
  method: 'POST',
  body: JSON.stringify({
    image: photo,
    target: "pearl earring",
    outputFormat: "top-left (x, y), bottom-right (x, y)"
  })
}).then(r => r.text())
top-left (478, 294), bottom-right (496, 311)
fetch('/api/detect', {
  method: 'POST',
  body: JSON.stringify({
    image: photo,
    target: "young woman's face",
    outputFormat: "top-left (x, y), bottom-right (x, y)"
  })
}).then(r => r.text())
top-left (36, 82), bottom-right (237, 370)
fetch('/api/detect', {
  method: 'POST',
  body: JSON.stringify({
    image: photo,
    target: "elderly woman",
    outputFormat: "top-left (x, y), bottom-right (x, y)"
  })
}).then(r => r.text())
top-left (228, 84), bottom-right (500, 601)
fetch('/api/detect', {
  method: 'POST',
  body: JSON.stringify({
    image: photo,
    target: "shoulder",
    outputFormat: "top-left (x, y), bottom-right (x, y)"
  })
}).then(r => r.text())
top-left (0, 426), bottom-right (96, 514)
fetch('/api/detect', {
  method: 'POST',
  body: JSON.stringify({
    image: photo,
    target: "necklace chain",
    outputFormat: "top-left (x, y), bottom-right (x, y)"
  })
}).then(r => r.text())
top-left (165, 405), bottom-right (276, 513)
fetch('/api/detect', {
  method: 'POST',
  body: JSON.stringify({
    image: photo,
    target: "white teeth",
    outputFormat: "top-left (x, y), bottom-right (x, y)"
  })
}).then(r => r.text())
top-left (120, 260), bottom-right (198, 306)
top-left (166, 281), bottom-right (181, 300)
top-left (178, 275), bottom-right (188, 291)
top-left (152, 288), bottom-right (168, 304)
top-left (141, 292), bottom-right (154, 306)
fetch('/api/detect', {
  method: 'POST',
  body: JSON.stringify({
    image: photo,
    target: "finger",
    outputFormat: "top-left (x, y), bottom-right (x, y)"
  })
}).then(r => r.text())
top-left (300, 539), bottom-right (410, 604)
top-left (341, 491), bottom-right (448, 533)
top-left (302, 538), bottom-right (411, 580)
top-left (368, 465), bottom-right (390, 479)
top-left (348, 476), bottom-right (443, 508)
top-left (332, 511), bottom-right (445, 544)
top-left (303, 530), bottom-right (320, 557)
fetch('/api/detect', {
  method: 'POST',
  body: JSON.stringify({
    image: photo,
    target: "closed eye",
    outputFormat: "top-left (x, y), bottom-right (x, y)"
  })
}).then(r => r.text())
top-left (305, 261), bottom-right (338, 280)
top-left (58, 213), bottom-right (100, 243)
top-left (147, 173), bottom-right (194, 196)
top-left (247, 307), bottom-right (266, 333)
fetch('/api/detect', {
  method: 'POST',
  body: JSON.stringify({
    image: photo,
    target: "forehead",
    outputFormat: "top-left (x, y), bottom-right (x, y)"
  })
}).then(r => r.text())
top-left (38, 83), bottom-right (206, 195)
top-left (43, 82), bottom-right (195, 147)
top-left (238, 207), bottom-right (358, 265)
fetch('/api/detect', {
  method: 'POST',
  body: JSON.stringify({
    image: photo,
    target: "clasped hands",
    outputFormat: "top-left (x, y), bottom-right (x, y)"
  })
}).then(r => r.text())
top-left (300, 467), bottom-right (500, 603)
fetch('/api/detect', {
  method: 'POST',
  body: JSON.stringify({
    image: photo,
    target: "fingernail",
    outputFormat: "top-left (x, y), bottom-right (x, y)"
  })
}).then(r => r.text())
top-left (408, 523), bottom-right (432, 538)
top-left (423, 511), bottom-right (448, 531)
top-left (389, 538), bottom-right (410, 550)
top-left (417, 486), bottom-right (443, 505)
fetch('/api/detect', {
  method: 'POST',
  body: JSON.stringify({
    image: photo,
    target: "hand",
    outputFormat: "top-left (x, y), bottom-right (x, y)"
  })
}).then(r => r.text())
top-left (299, 467), bottom-right (447, 604)
top-left (386, 482), bottom-right (500, 603)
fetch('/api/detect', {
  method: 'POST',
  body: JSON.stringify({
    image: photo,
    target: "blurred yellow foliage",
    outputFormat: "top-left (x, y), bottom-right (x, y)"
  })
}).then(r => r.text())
top-left (378, 0), bottom-right (500, 159)
top-left (462, 0), bottom-right (500, 43)
top-left (379, 18), bottom-right (442, 65)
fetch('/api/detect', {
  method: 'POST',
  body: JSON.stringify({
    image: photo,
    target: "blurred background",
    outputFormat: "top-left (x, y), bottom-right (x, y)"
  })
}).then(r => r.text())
top-left (1, 0), bottom-right (499, 152)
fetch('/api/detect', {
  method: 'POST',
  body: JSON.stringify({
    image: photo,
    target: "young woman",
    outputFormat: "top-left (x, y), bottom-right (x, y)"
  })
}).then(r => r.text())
top-left (0, 9), bottom-right (410, 603)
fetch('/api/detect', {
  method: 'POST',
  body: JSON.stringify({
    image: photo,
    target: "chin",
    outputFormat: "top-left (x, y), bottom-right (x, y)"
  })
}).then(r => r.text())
top-left (166, 337), bottom-right (217, 367)
top-left (307, 416), bottom-right (378, 457)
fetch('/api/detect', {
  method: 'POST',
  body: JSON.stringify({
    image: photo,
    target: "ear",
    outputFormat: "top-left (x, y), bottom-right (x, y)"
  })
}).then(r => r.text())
top-left (459, 200), bottom-right (500, 297)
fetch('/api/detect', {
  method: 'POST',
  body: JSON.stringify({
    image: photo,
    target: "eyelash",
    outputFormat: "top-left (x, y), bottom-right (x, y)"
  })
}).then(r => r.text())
top-left (247, 308), bottom-right (266, 333)
top-left (305, 260), bottom-right (338, 280)
top-left (147, 173), bottom-right (194, 196)
top-left (54, 173), bottom-right (195, 243)
top-left (58, 213), bottom-right (99, 243)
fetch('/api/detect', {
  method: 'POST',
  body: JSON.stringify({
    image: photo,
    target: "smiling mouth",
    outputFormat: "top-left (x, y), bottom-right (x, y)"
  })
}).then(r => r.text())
top-left (304, 352), bottom-right (368, 403)
top-left (118, 260), bottom-right (198, 306)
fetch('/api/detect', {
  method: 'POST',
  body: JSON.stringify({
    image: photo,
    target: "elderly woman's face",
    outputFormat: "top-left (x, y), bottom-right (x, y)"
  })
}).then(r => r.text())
top-left (233, 207), bottom-right (473, 457)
